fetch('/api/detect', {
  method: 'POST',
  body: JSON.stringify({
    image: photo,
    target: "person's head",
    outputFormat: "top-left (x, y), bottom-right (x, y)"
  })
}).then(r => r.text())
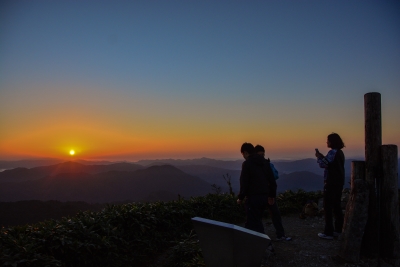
top-left (240, 142), bottom-right (255, 159)
top-left (327, 133), bottom-right (345, 149)
top-left (254, 144), bottom-right (265, 156)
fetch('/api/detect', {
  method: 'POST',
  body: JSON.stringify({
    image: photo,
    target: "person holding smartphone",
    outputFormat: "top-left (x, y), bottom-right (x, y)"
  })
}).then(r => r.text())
top-left (315, 133), bottom-right (345, 240)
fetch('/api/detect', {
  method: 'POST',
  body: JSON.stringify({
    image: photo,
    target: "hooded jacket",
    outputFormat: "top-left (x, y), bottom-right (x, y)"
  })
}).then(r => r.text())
top-left (238, 154), bottom-right (277, 200)
top-left (317, 149), bottom-right (345, 187)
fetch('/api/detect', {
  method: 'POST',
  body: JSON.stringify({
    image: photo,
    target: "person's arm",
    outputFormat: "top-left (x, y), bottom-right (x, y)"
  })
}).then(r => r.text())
top-left (265, 163), bottom-right (277, 198)
top-left (267, 165), bottom-right (277, 205)
top-left (317, 149), bottom-right (337, 168)
top-left (270, 163), bottom-right (279, 180)
top-left (237, 161), bottom-right (249, 202)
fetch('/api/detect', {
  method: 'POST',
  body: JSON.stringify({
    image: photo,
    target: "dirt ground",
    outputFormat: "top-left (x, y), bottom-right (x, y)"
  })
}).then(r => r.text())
top-left (263, 213), bottom-right (398, 267)
top-left (151, 213), bottom-right (398, 267)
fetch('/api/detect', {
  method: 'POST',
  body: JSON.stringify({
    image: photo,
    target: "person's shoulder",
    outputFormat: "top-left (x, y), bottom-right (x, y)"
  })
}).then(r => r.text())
top-left (249, 154), bottom-right (267, 165)
top-left (242, 159), bottom-right (250, 167)
top-left (328, 149), bottom-right (338, 155)
top-left (332, 148), bottom-right (344, 155)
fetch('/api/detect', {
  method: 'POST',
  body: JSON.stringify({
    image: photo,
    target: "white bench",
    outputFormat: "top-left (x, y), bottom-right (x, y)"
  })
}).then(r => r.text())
top-left (191, 217), bottom-right (271, 267)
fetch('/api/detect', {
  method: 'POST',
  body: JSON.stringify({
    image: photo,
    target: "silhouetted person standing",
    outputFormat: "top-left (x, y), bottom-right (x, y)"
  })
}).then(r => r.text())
top-left (237, 142), bottom-right (277, 234)
top-left (315, 133), bottom-right (345, 240)
top-left (255, 145), bottom-right (291, 241)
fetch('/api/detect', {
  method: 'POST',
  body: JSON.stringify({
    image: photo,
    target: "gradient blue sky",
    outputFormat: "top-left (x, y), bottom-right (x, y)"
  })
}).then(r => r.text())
top-left (1, 0), bottom-right (399, 161)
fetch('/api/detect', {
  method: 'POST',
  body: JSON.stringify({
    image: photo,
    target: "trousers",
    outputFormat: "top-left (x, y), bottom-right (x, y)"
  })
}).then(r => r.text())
top-left (244, 195), bottom-right (269, 234)
top-left (323, 184), bottom-right (344, 235)
top-left (267, 201), bottom-right (285, 238)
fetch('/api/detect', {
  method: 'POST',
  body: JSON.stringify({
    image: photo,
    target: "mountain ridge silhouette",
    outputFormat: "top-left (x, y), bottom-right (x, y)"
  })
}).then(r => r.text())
top-left (0, 164), bottom-right (212, 203)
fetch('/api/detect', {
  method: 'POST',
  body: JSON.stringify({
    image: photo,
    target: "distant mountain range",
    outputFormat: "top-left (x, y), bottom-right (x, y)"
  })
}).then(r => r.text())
top-left (0, 161), bottom-right (143, 182)
top-left (0, 159), bottom-right (117, 170)
top-left (0, 157), bottom-right (398, 203)
top-left (0, 156), bottom-right (366, 176)
top-left (175, 165), bottom-right (241, 193)
top-left (137, 157), bottom-right (244, 170)
top-left (0, 164), bottom-right (212, 203)
top-left (278, 171), bottom-right (327, 192)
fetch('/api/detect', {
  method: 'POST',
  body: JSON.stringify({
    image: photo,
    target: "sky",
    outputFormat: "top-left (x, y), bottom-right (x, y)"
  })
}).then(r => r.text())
top-left (1, 0), bottom-right (399, 161)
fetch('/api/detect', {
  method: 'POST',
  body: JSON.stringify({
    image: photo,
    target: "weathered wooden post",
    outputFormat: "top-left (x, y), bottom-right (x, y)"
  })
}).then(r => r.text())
top-left (362, 92), bottom-right (382, 255)
top-left (380, 145), bottom-right (400, 260)
top-left (339, 161), bottom-right (369, 262)
top-left (338, 92), bottom-right (399, 264)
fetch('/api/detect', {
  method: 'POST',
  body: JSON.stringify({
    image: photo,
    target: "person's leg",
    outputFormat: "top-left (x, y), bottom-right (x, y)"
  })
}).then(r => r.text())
top-left (323, 188), bottom-right (334, 236)
top-left (333, 186), bottom-right (344, 233)
top-left (268, 201), bottom-right (285, 238)
top-left (245, 195), bottom-right (267, 234)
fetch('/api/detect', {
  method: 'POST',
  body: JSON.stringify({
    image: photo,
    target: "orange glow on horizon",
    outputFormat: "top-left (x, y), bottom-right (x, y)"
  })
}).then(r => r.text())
top-left (0, 106), bottom-right (374, 161)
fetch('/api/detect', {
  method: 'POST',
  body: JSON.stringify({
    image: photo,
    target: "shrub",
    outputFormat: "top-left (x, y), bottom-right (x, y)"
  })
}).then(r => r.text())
top-left (163, 231), bottom-right (205, 267)
top-left (1, 190), bottom-right (324, 266)
top-left (0, 193), bottom-right (243, 267)
top-left (275, 189), bottom-right (323, 215)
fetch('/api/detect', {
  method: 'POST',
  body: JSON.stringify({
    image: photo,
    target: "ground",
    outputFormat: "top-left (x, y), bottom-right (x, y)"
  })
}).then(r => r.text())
top-left (262, 213), bottom-right (398, 267)
top-left (151, 213), bottom-right (398, 267)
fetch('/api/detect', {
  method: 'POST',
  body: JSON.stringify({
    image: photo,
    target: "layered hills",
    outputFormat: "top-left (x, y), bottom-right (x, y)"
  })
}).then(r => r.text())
top-left (0, 163), bottom-right (212, 203)
top-left (0, 161), bottom-right (143, 182)
top-left (2, 156), bottom-right (393, 204)
top-left (1, 157), bottom-right (397, 228)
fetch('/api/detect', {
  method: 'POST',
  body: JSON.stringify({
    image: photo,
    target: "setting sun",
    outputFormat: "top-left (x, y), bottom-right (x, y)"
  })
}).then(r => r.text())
top-left (69, 150), bottom-right (75, 156)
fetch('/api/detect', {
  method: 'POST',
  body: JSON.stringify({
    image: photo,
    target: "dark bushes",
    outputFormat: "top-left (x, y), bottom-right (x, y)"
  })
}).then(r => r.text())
top-left (0, 193), bottom-right (243, 267)
top-left (1, 190), bottom-right (324, 266)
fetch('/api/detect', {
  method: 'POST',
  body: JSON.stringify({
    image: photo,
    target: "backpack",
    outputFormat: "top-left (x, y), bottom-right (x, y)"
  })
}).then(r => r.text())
top-left (270, 163), bottom-right (279, 180)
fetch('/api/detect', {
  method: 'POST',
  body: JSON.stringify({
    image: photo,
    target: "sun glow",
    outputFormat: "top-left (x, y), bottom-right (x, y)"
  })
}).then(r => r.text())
top-left (69, 150), bottom-right (75, 156)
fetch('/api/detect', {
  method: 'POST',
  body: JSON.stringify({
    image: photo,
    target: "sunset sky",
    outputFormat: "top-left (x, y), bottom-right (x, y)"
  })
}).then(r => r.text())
top-left (1, 0), bottom-right (399, 161)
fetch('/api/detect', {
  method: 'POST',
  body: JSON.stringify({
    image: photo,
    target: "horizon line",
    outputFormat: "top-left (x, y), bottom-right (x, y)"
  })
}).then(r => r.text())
top-left (0, 155), bottom-right (368, 163)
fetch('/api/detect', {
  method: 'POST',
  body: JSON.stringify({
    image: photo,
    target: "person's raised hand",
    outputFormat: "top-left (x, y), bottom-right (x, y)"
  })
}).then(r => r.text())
top-left (315, 152), bottom-right (323, 158)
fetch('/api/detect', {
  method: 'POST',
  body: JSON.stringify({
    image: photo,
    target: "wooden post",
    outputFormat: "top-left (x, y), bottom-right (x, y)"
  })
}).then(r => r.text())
top-left (364, 92), bottom-right (382, 186)
top-left (339, 161), bottom-right (369, 262)
top-left (362, 92), bottom-right (382, 256)
top-left (380, 145), bottom-right (400, 260)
